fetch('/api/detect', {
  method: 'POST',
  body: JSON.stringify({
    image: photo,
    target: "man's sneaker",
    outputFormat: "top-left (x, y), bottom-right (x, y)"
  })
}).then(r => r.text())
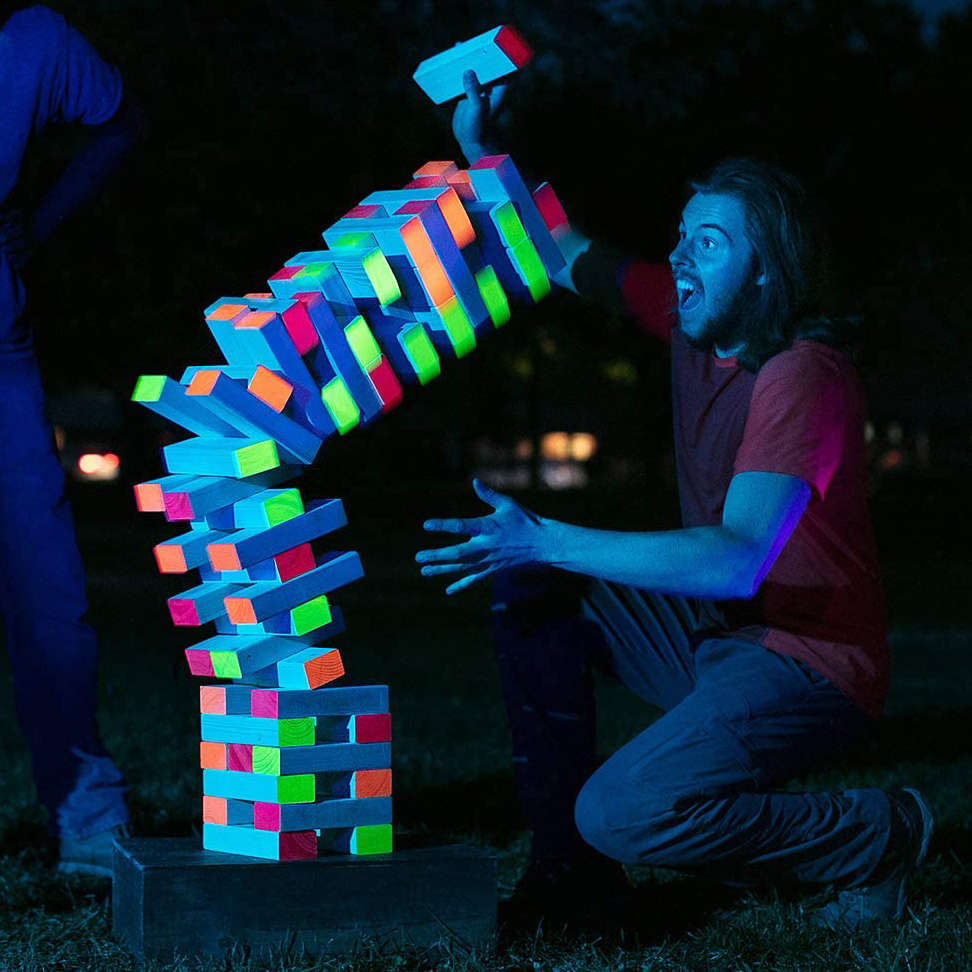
top-left (500, 855), bottom-right (632, 932)
top-left (57, 822), bottom-right (131, 879)
top-left (812, 788), bottom-right (934, 931)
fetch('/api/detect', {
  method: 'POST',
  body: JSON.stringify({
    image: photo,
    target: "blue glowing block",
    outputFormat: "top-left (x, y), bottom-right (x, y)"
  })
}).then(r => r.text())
top-left (412, 25), bottom-right (533, 105)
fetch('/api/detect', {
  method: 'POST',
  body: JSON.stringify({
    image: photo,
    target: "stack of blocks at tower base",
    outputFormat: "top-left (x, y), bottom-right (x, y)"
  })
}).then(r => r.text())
top-left (132, 26), bottom-right (568, 863)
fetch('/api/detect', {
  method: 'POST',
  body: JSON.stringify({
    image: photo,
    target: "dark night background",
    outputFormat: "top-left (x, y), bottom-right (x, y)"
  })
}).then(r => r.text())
top-left (2, 3), bottom-right (972, 966)
top-left (16, 0), bottom-right (969, 629)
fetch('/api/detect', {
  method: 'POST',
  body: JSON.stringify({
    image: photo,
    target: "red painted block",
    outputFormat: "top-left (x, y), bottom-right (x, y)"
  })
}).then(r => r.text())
top-left (227, 743), bottom-right (253, 772)
top-left (532, 182), bottom-right (570, 234)
top-left (367, 357), bottom-right (403, 413)
top-left (355, 713), bottom-right (392, 743)
top-left (494, 24), bottom-right (533, 67)
top-left (344, 204), bottom-right (385, 219)
top-left (447, 170), bottom-right (477, 201)
top-left (278, 831), bottom-right (318, 861)
top-left (275, 543), bottom-right (317, 582)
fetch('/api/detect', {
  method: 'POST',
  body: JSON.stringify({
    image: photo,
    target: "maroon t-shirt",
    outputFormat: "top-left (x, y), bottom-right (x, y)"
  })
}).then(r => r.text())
top-left (575, 247), bottom-right (889, 718)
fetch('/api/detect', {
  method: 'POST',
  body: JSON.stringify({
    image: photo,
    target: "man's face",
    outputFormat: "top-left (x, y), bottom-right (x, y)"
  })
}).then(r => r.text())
top-left (668, 192), bottom-right (763, 354)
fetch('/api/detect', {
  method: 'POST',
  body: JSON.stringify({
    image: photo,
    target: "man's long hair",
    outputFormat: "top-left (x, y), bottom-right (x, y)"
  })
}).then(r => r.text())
top-left (689, 157), bottom-right (860, 372)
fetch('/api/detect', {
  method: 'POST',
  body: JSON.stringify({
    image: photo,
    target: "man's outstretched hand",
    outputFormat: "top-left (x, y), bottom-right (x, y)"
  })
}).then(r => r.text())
top-left (452, 69), bottom-right (508, 164)
top-left (417, 478), bottom-right (548, 595)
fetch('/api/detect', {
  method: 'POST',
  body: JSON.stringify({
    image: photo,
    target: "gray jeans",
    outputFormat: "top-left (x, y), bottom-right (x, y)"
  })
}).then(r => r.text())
top-left (493, 571), bottom-right (889, 889)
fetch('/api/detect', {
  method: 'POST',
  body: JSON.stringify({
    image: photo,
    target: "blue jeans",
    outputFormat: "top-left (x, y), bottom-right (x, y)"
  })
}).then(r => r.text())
top-left (0, 353), bottom-right (129, 838)
top-left (492, 568), bottom-right (891, 889)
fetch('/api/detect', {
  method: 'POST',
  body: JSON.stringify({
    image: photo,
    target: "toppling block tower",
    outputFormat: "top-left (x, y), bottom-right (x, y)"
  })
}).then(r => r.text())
top-left (132, 28), bottom-right (567, 865)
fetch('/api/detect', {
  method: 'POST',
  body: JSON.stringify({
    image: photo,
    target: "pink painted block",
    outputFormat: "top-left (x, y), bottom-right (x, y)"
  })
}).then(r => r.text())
top-left (185, 649), bottom-right (215, 677)
top-left (344, 204), bottom-right (386, 219)
top-left (199, 685), bottom-right (226, 714)
top-left (250, 690), bottom-right (279, 719)
top-left (253, 803), bottom-right (282, 831)
top-left (169, 599), bottom-right (201, 626)
top-left (163, 491), bottom-right (195, 521)
top-left (403, 176), bottom-right (448, 189)
top-left (280, 302), bottom-right (319, 356)
top-left (227, 743), bottom-right (253, 772)
top-left (355, 713), bottom-right (392, 743)
top-left (269, 266), bottom-right (302, 283)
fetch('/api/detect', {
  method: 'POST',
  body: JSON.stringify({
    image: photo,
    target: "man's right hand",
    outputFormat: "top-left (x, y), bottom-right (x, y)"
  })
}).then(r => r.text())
top-left (452, 69), bottom-right (508, 165)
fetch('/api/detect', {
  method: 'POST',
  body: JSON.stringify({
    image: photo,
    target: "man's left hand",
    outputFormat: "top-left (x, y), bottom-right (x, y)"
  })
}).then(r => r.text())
top-left (416, 478), bottom-right (547, 595)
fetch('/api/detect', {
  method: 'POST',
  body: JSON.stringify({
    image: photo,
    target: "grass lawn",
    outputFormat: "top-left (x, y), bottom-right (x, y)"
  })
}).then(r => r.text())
top-left (0, 485), bottom-right (969, 971)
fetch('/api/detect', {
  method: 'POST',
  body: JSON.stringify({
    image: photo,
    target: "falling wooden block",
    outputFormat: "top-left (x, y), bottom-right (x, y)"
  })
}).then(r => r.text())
top-left (162, 437), bottom-right (280, 480)
top-left (131, 375), bottom-right (241, 438)
top-left (168, 580), bottom-right (244, 627)
top-left (134, 474), bottom-right (194, 513)
top-left (412, 24), bottom-right (532, 104)
top-left (159, 468), bottom-right (299, 522)
top-left (113, 838), bottom-right (496, 962)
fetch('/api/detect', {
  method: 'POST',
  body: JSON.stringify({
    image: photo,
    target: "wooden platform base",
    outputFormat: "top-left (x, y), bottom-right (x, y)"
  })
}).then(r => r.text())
top-left (112, 837), bottom-right (496, 962)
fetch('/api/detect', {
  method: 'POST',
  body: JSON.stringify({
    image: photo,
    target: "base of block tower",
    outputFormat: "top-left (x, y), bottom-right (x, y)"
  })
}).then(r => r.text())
top-left (112, 836), bottom-right (496, 962)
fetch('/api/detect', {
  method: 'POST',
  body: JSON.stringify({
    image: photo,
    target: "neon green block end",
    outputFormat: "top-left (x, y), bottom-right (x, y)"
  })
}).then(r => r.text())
top-left (264, 488), bottom-right (304, 527)
top-left (351, 824), bottom-right (393, 855)
top-left (439, 298), bottom-right (477, 358)
top-left (402, 323), bottom-right (441, 385)
top-left (252, 746), bottom-right (280, 776)
top-left (343, 316), bottom-right (382, 370)
top-left (321, 378), bottom-right (360, 434)
top-left (290, 595), bottom-right (332, 636)
top-left (334, 232), bottom-right (373, 248)
top-left (236, 440), bottom-right (280, 478)
top-left (210, 652), bottom-right (242, 679)
top-left (511, 239), bottom-right (551, 302)
top-left (277, 774), bottom-right (315, 804)
top-left (493, 201), bottom-right (527, 246)
top-left (280, 718), bottom-right (315, 748)
top-left (475, 266), bottom-right (511, 328)
top-left (131, 375), bottom-right (166, 402)
top-left (361, 249), bottom-right (402, 306)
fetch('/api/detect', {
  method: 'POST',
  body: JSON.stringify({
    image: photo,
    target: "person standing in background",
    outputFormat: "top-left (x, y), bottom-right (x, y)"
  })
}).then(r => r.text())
top-left (0, 4), bottom-right (146, 877)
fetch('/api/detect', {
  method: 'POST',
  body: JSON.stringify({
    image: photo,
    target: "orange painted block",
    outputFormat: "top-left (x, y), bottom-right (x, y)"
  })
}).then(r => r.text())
top-left (199, 685), bottom-right (226, 715)
top-left (413, 161), bottom-right (459, 179)
top-left (153, 544), bottom-right (187, 574)
top-left (200, 741), bottom-right (227, 770)
top-left (186, 369), bottom-right (220, 395)
top-left (303, 648), bottom-right (346, 689)
top-left (202, 795), bottom-right (227, 826)
top-left (354, 768), bottom-right (392, 799)
top-left (415, 257), bottom-right (455, 306)
top-left (236, 310), bottom-right (277, 331)
top-left (247, 366), bottom-right (293, 413)
top-left (206, 302), bottom-right (249, 323)
top-left (243, 293), bottom-right (273, 300)
top-left (399, 215), bottom-right (438, 266)
top-left (133, 482), bottom-right (164, 512)
top-left (398, 190), bottom-right (475, 249)
top-left (225, 599), bottom-right (257, 625)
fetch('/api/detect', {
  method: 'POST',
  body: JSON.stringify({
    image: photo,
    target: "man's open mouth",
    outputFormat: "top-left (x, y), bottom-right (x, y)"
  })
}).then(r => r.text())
top-left (676, 278), bottom-right (703, 312)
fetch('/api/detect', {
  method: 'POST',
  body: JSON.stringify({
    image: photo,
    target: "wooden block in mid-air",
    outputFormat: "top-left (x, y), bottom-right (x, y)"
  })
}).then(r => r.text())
top-left (412, 25), bottom-right (532, 105)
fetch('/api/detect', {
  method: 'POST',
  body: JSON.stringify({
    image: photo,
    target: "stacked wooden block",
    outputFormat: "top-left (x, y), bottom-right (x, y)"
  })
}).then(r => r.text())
top-left (133, 140), bottom-right (567, 862)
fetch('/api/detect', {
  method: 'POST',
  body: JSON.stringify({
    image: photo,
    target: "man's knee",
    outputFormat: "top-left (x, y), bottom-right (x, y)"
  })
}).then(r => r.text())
top-left (574, 773), bottom-right (671, 863)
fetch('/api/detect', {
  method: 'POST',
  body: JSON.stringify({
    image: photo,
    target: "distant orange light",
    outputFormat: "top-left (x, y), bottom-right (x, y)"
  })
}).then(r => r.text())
top-left (78, 453), bottom-right (121, 478)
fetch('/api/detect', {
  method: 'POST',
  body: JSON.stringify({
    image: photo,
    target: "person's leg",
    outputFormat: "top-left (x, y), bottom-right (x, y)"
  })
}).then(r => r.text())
top-left (0, 353), bottom-right (129, 839)
top-left (574, 636), bottom-right (889, 890)
top-left (491, 570), bottom-right (699, 862)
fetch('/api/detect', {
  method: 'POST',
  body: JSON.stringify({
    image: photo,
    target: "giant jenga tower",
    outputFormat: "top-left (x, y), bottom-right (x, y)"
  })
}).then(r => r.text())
top-left (131, 26), bottom-right (566, 864)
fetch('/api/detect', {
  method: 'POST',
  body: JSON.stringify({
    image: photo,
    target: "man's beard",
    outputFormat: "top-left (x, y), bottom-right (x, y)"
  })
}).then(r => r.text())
top-left (681, 279), bottom-right (761, 355)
